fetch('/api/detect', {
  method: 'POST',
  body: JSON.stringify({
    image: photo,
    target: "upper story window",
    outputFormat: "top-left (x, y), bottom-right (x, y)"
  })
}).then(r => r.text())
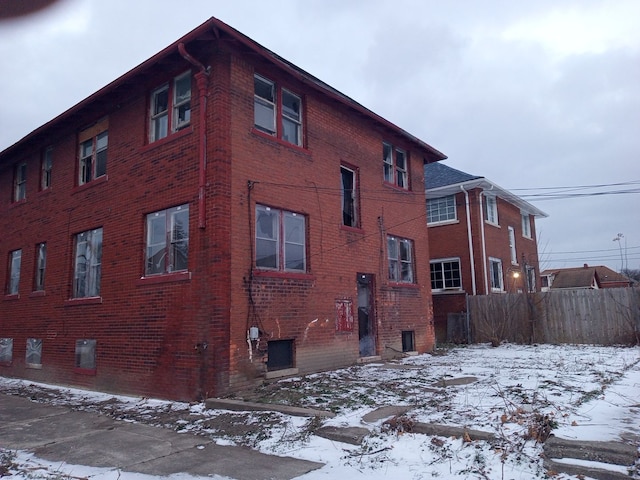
top-left (430, 258), bottom-right (462, 291)
top-left (73, 228), bottom-right (103, 298)
top-left (254, 74), bottom-right (303, 147)
top-left (427, 195), bottom-right (456, 224)
top-left (34, 242), bottom-right (47, 291)
top-left (522, 214), bottom-right (532, 238)
top-left (149, 71), bottom-right (192, 143)
top-left (78, 118), bottom-right (109, 186)
top-left (508, 226), bottom-right (517, 265)
top-left (383, 142), bottom-right (408, 190)
top-left (341, 165), bottom-right (359, 228)
top-left (145, 205), bottom-right (190, 276)
top-left (13, 162), bottom-right (26, 202)
top-left (7, 249), bottom-right (21, 295)
top-left (41, 147), bottom-right (53, 190)
top-left (255, 205), bottom-right (306, 272)
top-left (484, 195), bottom-right (498, 224)
top-left (387, 235), bottom-right (415, 283)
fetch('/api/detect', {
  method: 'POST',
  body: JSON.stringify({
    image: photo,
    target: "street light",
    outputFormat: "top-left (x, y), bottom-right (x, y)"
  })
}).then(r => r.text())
top-left (613, 233), bottom-right (624, 272)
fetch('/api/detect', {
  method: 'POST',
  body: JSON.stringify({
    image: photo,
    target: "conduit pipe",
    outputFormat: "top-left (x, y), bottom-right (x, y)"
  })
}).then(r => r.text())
top-left (178, 42), bottom-right (209, 229)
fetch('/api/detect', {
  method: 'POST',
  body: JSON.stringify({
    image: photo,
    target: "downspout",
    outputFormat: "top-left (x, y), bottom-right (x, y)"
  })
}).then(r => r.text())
top-left (460, 185), bottom-right (477, 295)
top-left (178, 42), bottom-right (210, 229)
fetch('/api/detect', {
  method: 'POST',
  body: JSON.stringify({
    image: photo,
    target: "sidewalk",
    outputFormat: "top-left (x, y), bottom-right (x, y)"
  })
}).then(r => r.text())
top-left (0, 394), bottom-right (323, 480)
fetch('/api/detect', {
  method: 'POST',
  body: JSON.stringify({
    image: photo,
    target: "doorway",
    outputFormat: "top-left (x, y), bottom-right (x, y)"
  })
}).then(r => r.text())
top-left (357, 273), bottom-right (376, 357)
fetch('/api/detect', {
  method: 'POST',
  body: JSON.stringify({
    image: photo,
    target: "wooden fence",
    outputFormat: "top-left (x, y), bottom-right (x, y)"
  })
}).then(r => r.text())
top-left (467, 287), bottom-right (640, 346)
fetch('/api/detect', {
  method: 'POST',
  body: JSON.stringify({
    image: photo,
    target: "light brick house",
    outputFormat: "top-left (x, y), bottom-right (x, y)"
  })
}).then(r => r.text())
top-left (0, 17), bottom-right (446, 400)
top-left (425, 162), bottom-right (547, 343)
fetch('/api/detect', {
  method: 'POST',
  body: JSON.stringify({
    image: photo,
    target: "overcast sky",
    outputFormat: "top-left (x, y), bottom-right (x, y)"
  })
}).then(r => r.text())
top-left (1, 0), bottom-right (638, 272)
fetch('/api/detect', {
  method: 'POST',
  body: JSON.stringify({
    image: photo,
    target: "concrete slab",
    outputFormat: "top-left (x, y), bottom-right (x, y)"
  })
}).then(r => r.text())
top-left (206, 398), bottom-right (335, 418)
top-left (431, 376), bottom-right (478, 387)
top-left (0, 394), bottom-right (324, 480)
top-left (362, 405), bottom-right (413, 423)
top-left (544, 435), bottom-right (638, 467)
top-left (412, 422), bottom-right (496, 443)
top-left (314, 426), bottom-right (370, 445)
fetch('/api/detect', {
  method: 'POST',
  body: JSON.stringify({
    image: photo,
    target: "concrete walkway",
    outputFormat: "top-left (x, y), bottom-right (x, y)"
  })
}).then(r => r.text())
top-left (0, 394), bottom-right (323, 480)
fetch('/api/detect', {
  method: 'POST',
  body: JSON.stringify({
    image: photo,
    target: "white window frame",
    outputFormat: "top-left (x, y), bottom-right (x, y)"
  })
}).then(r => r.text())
top-left (254, 74), bottom-right (276, 135)
top-left (508, 226), bottom-right (517, 265)
top-left (430, 258), bottom-right (462, 291)
top-left (14, 162), bottom-right (26, 202)
top-left (73, 228), bottom-right (103, 298)
top-left (255, 205), bottom-right (306, 273)
top-left (341, 165), bottom-right (359, 228)
top-left (145, 205), bottom-right (190, 276)
top-left (281, 88), bottom-right (302, 146)
top-left (149, 72), bottom-right (191, 143)
top-left (387, 235), bottom-right (415, 283)
top-left (427, 195), bottom-right (457, 224)
top-left (8, 249), bottom-right (21, 295)
top-left (522, 214), bottom-right (532, 239)
top-left (383, 142), bottom-right (409, 190)
top-left (489, 257), bottom-right (504, 292)
top-left (485, 195), bottom-right (498, 225)
top-left (34, 242), bottom-right (46, 291)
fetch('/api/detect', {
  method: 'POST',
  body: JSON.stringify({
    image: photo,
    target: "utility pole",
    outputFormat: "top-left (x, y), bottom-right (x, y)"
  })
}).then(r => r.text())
top-left (613, 233), bottom-right (624, 272)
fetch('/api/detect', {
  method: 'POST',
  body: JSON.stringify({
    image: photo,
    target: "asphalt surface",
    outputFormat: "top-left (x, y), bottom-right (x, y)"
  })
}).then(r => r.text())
top-left (0, 393), bottom-right (323, 480)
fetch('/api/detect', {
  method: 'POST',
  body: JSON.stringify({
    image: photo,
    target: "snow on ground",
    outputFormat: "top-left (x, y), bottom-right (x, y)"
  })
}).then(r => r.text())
top-left (2, 343), bottom-right (640, 479)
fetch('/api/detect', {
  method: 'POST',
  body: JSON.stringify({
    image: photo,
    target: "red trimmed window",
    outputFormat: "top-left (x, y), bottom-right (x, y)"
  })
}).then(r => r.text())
top-left (149, 71), bottom-right (192, 143)
top-left (383, 142), bottom-right (408, 189)
top-left (254, 74), bottom-right (303, 147)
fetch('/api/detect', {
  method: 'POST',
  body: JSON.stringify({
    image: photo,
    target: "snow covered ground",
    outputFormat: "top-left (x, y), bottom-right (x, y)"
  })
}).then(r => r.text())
top-left (2, 343), bottom-right (639, 479)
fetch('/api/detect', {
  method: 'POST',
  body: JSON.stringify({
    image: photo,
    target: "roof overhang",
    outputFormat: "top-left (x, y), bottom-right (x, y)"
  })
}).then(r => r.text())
top-left (426, 177), bottom-right (548, 217)
top-left (1, 17), bottom-right (447, 164)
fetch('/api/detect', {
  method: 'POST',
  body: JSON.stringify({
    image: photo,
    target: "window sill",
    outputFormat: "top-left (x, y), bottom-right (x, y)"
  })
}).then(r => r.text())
top-left (485, 221), bottom-right (500, 228)
top-left (30, 290), bottom-right (46, 298)
top-left (251, 128), bottom-right (310, 156)
top-left (431, 289), bottom-right (465, 295)
top-left (383, 181), bottom-right (411, 193)
top-left (26, 363), bottom-right (43, 370)
top-left (35, 188), bottom-right (52, 197)
top-left (64, 296), bottom-right (103, 306)
top-left (388, 282), bottom-right (420, 289)
top-left (340, 225), bottom-right (364, 234)
top-left (3, 294), bottom-right (20, 301)
top-left (73, 175), bottom-right (108, 194)
top-left (8, 199), bottom-right (27, 209)
top-left (252, 269), bottom-right (315, 281)
top-left (136, 271), bottom-right (192, 286)
top-left (74, 367), bottom-right (96, 376)
top-left (141, 127), bottom-right (192, 153)
top-left (265, 367), bottom-right (299, 379)
top-left (428, 219), bottom-right (459, 227)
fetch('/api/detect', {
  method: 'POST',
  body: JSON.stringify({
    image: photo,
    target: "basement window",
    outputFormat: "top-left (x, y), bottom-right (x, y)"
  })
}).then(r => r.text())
top-left (401, 331), bottom-right (415, 352)
top-left (0, 338), bottom-right (13, 364)
top-left (267, 339), bottom-right (294, 371)
top-left (26, 338), bottom-right (42, 368)
top-left (75, 339), bottom-right (96, 371)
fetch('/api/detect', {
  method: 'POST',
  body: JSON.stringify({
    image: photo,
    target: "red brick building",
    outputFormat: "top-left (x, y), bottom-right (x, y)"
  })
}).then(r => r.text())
top-left (425, 163), bottom-right (547, 343)
top-left (0, 18), bottom-right (446, 400)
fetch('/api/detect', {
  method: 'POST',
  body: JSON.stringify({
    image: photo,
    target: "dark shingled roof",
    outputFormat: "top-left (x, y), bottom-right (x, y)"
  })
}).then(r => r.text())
top-left (548, 267), bottom-right (600, 289)
top-left (424, 162), bottom-right (483, 189)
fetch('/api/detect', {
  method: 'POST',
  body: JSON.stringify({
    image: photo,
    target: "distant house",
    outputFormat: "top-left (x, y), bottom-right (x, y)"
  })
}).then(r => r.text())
top-left (424, 162), bottom-right (547, 343)
top-left (541, 264), bottom-right (632, 291)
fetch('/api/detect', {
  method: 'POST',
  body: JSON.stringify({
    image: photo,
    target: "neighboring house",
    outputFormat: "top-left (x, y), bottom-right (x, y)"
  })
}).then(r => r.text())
top-left (424, 162), bottom-right (547, 343)
top-left (541, 264), bottom-right (632, 291)
top-left (0, 18), bottom-right (447, 401)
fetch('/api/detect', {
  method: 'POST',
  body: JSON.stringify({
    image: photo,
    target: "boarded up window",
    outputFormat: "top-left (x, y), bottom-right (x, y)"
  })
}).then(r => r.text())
top-left (336, 299), bottom-right (354, 332)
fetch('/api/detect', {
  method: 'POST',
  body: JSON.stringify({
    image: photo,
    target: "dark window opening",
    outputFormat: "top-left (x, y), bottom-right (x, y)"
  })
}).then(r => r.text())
top-left (267, 339), bottom-right (293, 371)
top-left (402, 331), bottom-right (415, 352)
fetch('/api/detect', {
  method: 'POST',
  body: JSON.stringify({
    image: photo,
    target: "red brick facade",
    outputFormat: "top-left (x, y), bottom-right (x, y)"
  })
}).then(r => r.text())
top-left (0, 18), bottom-right (444, 400)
